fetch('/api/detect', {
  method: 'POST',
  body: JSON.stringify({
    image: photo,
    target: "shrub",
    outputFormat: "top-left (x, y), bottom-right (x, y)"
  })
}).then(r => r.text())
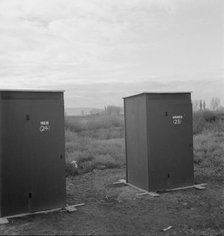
top-left (65, 112), bottom-right (224, 179)
top-left (204, 120), bottom-right (224, 133)
top-left (193, 112), bottom-right (207, 134)
top-left (65, 114), bottom-right (124, 132)
top-left (202, 110), bottom-right (217, 122)
top-left (64, 124), bottom-right (125, 176)
top-left (78, 160), bottom-right (95, 173)
top-left (193, 111), bottom-right (224, 134)
top-left (94, 154), bottom-right (120, 169)
top-left (65, 129), bottom-right (79, 142)
top-left (88, 139), bottom-right (125, 165)
top-left (194, 131), bottom-right (224, 180)
top-left (79, 127), bottom-right (124, 140)
top-left (65, 162), bottom-right (79, 177)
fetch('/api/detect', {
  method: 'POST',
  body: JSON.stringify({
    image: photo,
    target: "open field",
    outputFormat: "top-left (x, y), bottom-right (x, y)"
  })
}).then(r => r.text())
top-left (0, 111), bottom-right (223, 235)
top-left (65, 114), bottom-right (125, 175)
top-left (65, 111), bottom-right (224, 182)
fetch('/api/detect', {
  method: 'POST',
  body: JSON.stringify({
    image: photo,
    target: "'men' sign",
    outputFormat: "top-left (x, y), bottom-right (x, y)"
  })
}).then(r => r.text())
top-left (40, 121), bottom-right (50, 132)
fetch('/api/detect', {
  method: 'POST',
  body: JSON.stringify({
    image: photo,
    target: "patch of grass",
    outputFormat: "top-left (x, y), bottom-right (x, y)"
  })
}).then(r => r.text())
top-left (65, 137), bottom-right (125, 175)
top-left (65, 111), bottom-right (224, 180)
top-left (80, 127), bottom-right (124, 140)
top-left (65, 129), bottom-right (91, 157)
top-left (65, 114), bottom-right (124, 132)
top-left (65, 162), bottom-right (79, 177)
top-left (94, 154), bottom-right (120, 169)
top-left (193, 111), bottom-right (224, 134)
top-left (65, 114), bottom-right (125, 176)
top-left (194, 131), bottom-right (224, 181)
top-left (88, 139), bottom-right (125, 163)
top-left (193, 112), bottom-right (207, 134)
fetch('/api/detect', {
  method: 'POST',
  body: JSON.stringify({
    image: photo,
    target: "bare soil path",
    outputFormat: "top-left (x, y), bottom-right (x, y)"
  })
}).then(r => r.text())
top-left (0, 168), bottom-right (223, 235)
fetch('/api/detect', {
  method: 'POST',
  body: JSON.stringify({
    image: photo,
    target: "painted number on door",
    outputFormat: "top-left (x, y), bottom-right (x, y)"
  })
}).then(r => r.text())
top-left (172, 115), bottom-right (183, 125)
top-left (40, 121), bottom-right (50, 132)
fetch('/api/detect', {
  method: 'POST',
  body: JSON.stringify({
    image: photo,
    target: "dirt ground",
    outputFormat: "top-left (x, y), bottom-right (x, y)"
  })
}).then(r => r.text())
top-left (0, 168), bottom-right (223, 235)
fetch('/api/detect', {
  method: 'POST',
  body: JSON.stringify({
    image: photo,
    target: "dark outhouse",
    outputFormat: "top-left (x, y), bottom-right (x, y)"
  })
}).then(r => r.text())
top-left (0, 90), bottom-right (66, 217)
top-left (124, 93), bottom-right (194, 191)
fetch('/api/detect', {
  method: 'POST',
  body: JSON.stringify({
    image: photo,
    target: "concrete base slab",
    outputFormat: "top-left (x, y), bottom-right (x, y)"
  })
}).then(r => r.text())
top-left (113, 179), bottom-right (207, 196)
top-left (65, 205), bottom-right (77, 212)
top-left (136, 191), bottom-right (160, 197)
top-left (194, 184), bottom-right (207, 190)
top-left (0, 218), bottom-right (9, 224)
top-left (65, 203), bottom-right (85, 213)
top-left (0, 207), bottom-right (62, 223)
top-left (113, 179), bottom-right (160, 197)
top-left (161, 183), bottom-right (207, 192)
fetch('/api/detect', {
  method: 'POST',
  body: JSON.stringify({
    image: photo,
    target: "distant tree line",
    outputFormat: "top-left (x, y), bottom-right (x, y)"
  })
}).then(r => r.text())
top-left (193, 97), bottom-right (223, 111)
top-left (104, 105), bottom-right (122, 116)
top-left (85, 105), bottom-right (123, 117)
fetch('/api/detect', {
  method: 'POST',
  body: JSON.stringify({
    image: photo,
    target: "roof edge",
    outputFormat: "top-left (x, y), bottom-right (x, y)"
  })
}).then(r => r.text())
top-left (0, 89), bottom-right (65, 93)
top-left (123, 92), bottom-right (192, 99)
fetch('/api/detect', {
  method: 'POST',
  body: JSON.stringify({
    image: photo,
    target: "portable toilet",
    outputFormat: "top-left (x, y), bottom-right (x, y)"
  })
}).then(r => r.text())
top-left (123, 92), bottom-right (194, 191)
top-left (0, 90), bottom-right (66, 217)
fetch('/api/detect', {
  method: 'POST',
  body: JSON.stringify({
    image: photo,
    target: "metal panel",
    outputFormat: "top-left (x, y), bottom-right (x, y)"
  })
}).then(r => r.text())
top-left (124, 92), bottom-right (192, 100)
top-left (1, 100), bottom-right (32, 216)
top-left (0, 96), bottom-right (3, 216)
top-left (1, 91), bottom-right (62, 100)
top-left (147, 95), bottom-right (194, 191)
top-left (124, 94), bottom-right (149, 190)
top-left (124, 92), bottom-right (194, 192)
top-left (29, 98), bottom-right (66, 212)
top-left (0, 91), bottom-right (66, 217)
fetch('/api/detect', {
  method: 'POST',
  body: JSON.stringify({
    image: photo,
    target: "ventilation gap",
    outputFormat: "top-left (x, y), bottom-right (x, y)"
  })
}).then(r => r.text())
top-left (167, 173), bottom-right (170, 178)
top-left (28, 192), bottom-right (32, 199)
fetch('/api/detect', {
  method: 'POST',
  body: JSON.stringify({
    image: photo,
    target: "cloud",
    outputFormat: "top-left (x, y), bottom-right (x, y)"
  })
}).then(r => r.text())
top-left (60, 76), bottom-right (224, 107)
top-left (0, 0), bottom-right (223, 107)
top-left (0, 0), bottom-right (176, 64)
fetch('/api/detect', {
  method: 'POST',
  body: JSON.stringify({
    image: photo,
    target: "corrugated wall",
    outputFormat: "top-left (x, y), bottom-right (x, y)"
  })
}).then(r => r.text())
top-left (124, 94), bottom-right (149, 190)
top-left (147, 95), bottom-right (194, 191)
top-left (0, 91), bottom-right (66, 217)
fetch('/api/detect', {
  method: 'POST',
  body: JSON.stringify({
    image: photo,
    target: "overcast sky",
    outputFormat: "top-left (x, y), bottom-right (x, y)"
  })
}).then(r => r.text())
top-left (0, 0), bottom-right (223, 108)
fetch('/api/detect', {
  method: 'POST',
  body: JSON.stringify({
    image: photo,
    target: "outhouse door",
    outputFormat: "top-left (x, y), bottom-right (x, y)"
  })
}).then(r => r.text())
top-left (1, 100), bottom-right (32, 216)
top-left (1, 98), bottom-right (65, 217)
top-left (148, 101), bottom-right (194, 191)
top-left (28, 99), bottom-right (66, 212)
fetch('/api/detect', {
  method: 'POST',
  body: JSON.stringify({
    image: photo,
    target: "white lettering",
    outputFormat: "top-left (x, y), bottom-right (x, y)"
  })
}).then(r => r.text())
top-left (172, 115), bottom-right (183, 119)
top-left (40, 121), bottom-right (50, 132)
top-left (40, 121), bottom-right (49, 125)
top-left (173, 118), bottom-right (182, 125)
